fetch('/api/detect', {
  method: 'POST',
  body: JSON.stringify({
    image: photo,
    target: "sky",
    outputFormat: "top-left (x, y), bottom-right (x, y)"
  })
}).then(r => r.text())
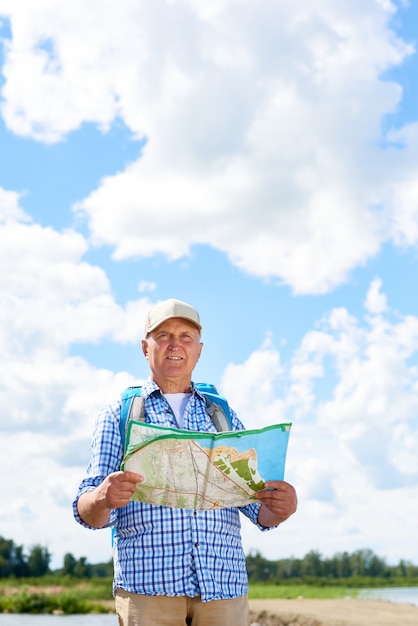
top-left (0, 0), bottom-right (417, 571)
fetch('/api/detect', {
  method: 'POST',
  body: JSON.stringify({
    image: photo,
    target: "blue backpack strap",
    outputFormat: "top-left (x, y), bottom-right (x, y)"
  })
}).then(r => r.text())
top-left (120, 386), bottom-right (144, 449)
top-left (195, 383), bottom-right (233, 431)
top-left (113, 386), bottom-right (144, 549)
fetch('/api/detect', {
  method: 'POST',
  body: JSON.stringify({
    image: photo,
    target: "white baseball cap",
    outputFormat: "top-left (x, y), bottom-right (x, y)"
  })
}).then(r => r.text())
top-left (144, 298), bottom-right (202, 336)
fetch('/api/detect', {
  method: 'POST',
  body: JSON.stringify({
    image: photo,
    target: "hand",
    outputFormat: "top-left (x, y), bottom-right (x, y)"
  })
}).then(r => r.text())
top-left (98, 471), bottom-right (144, 509)
top-left (255, 481), bottom-right (297, 527)
top-left (77, 470), bottom-right (144, 529)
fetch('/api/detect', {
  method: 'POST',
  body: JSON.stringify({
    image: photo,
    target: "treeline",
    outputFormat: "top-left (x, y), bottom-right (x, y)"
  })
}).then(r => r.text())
top-left (0, 536), bottom-right (112, 579)
top-left (60, 553), bottom-right (113, 578)
top-left (2, 535), bottom-right (418, 583)
top-left (246, 548), bottom-right (418, 583)
top-left (0, 537), bottom-right (51, 578)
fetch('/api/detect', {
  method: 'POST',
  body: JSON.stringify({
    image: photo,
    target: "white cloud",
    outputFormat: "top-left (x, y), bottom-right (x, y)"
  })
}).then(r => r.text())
top-left (221, 281), bottom-right (418, 492)
top-left (1, 0), bottom-right (417, 294)
top-left (218, 279), bottom-right (418, 562)
top-left (365, 277), bottom-right (388, 314)
top-left (0, 192), bottom-right (153, 566)
top-left (138, 280), bottom-right (156, 293)
top-left (1, 429), bottom-right (114, 568)
top-left (0, 187), bottom-right (29, 221)
top-left (0, 190), bottom-right (152, 352)
top-left (294, 291), bottom-right (418, 489)
top-left (220, 335), bottom-right (286, 428)
top-left (0, 196), bottom-right (147, 426)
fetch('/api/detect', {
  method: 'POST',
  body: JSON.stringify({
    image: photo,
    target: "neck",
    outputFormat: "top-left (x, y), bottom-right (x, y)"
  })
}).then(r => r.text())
top-left (153, 376), bottom-right (192, 394)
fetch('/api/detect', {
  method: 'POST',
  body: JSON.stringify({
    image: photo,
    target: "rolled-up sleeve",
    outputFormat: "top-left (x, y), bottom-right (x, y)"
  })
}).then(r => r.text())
top-left (72, 400), bottom-right (123, 529)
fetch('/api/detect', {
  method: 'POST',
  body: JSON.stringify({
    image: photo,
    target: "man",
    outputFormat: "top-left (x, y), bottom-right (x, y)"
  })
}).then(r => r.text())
top-left (73, 298), bottom-right (297, 626)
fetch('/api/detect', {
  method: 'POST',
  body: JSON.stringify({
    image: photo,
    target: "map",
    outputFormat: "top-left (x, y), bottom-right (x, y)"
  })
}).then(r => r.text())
top-left (121, 421), bottom-right (292, 510)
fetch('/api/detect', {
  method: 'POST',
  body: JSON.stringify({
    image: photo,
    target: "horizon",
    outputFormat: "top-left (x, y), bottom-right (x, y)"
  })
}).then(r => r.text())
top-left (3, 531), bottom-right (417, 572)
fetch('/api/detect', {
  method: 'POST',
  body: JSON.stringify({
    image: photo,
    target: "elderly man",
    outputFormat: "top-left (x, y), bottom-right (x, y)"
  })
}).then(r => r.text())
top-left (73, 298), bottom-right (297, 626)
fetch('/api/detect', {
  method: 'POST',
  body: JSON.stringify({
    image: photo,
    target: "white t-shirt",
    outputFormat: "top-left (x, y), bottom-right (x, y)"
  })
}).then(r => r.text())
top-left (163, 393), bottom-right (191, 429)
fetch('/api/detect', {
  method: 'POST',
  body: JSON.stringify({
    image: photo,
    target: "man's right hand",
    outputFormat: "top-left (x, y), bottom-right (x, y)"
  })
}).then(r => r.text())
top-left (77, 471), bottom-right (143, 528)
top-left (98, 471), bottom-right (144, 509)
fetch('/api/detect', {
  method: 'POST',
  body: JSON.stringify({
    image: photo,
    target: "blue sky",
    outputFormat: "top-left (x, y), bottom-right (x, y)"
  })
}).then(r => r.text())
top-left (1, 0), bottom-right (418, 570)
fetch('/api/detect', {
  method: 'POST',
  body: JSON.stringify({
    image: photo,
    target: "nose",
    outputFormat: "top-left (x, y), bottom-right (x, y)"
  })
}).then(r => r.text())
top-left (168, 335), bottom-right (180, 348)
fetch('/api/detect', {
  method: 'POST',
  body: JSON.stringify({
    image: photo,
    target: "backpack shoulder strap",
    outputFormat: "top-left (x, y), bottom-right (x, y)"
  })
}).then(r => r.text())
top-left (120, 386), bottom-right (144, 449)
top-left (195, 383), bottom-right (233, 431)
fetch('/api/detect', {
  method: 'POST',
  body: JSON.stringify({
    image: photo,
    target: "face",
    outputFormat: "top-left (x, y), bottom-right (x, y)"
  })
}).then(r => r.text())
top-left (142, 318), bottom-right (203, 392)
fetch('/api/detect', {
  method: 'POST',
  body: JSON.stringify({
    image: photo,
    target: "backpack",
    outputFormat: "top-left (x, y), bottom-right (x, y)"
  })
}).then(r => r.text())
top-left (119, 383), bottom-right (233, 449)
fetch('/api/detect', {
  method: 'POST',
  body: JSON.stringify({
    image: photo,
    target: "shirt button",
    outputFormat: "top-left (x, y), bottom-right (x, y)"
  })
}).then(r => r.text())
top-left (194, 542), bottom-right (199, 548)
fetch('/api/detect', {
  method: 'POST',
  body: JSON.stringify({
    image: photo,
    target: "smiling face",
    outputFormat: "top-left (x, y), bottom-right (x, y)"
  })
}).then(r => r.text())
top-left (141, 317), bottom-right (203, 393)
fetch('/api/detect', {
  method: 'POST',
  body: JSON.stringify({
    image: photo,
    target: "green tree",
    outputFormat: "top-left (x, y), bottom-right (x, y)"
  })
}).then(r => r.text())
top-left (0, 554), bottom-right (12, 577)
top-left (349, 549), bottom-right (387, 577)
top-left (0, 537), bottom-right (14, 573)
top-left (62, 552), bottom-right (77, 576)
top-left (91, 559), bottom-right (114, 577)
top-left (0, 536), bottom-right (28, 577)
top-left (327, 551), bottom-right (351, 578)
top-left (301, 550), bottom-right (323, 577)
top-left (276, 557), bottom-right (302, 579)
top-left (246, 550), bottom-right (275, 581)
top-left (73, 556), bottom-right (92, 578)
top-left (27, 544), bottom-right (51, 576)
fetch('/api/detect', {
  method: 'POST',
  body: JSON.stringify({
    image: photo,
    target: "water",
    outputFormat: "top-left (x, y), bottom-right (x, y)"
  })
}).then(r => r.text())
top-left (0, 617), bottom-right (117, 625)
top-left (359, 586), bottom-right (418, 607)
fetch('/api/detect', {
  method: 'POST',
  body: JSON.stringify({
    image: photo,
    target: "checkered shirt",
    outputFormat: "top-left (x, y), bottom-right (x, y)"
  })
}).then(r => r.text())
top-left (73, 378), bottom-right (272, 601)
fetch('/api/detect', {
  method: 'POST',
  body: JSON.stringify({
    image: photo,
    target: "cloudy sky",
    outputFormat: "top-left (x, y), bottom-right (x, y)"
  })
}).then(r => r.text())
top-left (1, 0), bottom-right (417, 571)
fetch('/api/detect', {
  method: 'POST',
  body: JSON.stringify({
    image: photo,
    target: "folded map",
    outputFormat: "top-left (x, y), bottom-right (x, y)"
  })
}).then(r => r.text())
top-left (121, 421), bottom-right (291, 510)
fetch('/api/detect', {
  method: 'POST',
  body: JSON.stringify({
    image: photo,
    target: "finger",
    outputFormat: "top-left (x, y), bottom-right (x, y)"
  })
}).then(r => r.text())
top-left (120, 471), bottom-right (144, 484)
top-left (256, 492), bottom-right (286, 506)
top-left (263, 480), bottom-right (287, 490)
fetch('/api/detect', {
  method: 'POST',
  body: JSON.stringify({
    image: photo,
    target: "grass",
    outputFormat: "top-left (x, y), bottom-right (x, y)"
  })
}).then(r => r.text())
top-left (4, 576), bottom-right (417, 613)
top-left (0, 591), bottom-right (112, 615)
top-left (0, 578), bottom-right (115, 614)
top-left (248, 583), bottom-right (359, 600)
top-left (0, 578), bottom-right (362, 613)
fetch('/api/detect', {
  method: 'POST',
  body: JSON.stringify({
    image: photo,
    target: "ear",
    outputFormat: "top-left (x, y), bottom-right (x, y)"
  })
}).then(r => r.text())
top-left (141, 339), bottom-right (149, 359)
top-left (197, 342), bottom-right (203, 359)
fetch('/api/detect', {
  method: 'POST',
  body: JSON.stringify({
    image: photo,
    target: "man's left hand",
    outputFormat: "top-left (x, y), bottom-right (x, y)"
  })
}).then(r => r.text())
top-left (255, 480), bottom-right (297, 527)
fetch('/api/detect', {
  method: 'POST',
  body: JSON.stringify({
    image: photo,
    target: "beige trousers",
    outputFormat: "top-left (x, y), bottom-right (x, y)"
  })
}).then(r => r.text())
top-left (115, 589), bottom-right (250, 626)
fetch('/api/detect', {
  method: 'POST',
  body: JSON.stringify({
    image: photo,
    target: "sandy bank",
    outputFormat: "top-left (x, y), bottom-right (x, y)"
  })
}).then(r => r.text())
top-left (249, 597), bottom-right (418, 626)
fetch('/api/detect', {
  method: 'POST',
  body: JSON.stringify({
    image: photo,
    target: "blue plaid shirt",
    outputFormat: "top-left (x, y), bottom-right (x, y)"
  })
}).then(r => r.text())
top-left (73, 379), bottom-right (273, 601)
